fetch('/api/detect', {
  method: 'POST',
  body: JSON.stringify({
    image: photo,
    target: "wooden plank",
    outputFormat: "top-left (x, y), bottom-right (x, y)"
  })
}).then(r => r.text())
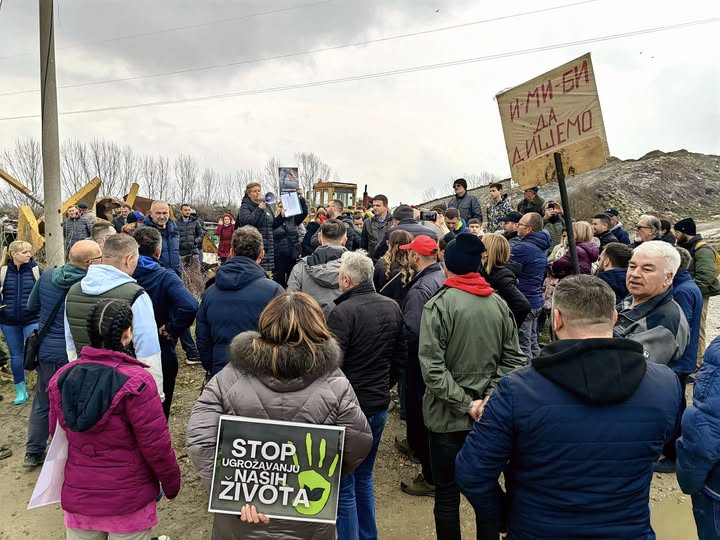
top-left (0, 168), bottom-right (44, 207)
top-left (17, 206), bottom-right (45, 254)
top-left (61, 177), bottom-right (101, 214)
top-left (125, 182), bottom-right (140, 207)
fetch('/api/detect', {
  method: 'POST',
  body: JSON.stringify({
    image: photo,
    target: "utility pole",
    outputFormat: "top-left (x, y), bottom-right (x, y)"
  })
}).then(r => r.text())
top-left (39, 0), bottom-right (64, 267)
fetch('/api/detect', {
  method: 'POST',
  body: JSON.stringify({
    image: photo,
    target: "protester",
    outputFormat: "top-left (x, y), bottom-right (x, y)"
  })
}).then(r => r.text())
top-left (236, 182), bottom-right (278, 274)
top-left (353, 212), bottom-right (364, 235)
top-left (288, 219), bottom-right (348, 317)
top-left (132, 227), bottom-right (199, 418)
top-left (362, 195), bottom-right (390, 258)
top-left (542, 200), bottom-right (564, 251)
top-left (301, 207), bottom-right (327, 256)
top-left (374, 205), bottom-right (438, 259)
top-left (63, 205), bottom-right (92, 251)
top-left (605, 207), bottom-right (631, 245)
top-left (447, 178), bottom-right (482, 223)
top-left (498, 211), bottom-right (522, 249)
top-left (122, 210), bottom-right (144, 235)
top-left (328, 201), bottom-right (362, 251)
top-left (327, 252), bottom-right (405, 539)
top-left (64, 234), bottom-right (163, 397)
top-left (373, 229), bottom-right (415, 302)
top-left (442, 208), bottom-right (469, 242)
top-left (91, 220), bottom-right (116, 250)
top-left (177, 202), bottom-right (206, 266)
top-left (551, 221), bottom-right (599, 277)
top-left (516, 186), bottom-right (544, 215)
top-left (510, 212), bottom-right (552, 360)
top-left (0, 240), bottom-right (40, 405)
top-left (467, 219), bottom-right (482, 236)
top-left (677, 335), bottom-right (720, 540)
top-left (77, 202), bottom-right (97, 226)
top-left (112, 203), bottom-right (131, 233)
top-left (187, 292), bottom-right (373, 540)
top-left (592, 213), bottom-right (619, 249)
top-left (23, 240), bottom-right (101, 468)
top-left (633, 214), bottom-right (663, 247)
top-left (419, 233), bottom-right (525, 539)
top-left (455, 275), bottom-right (683, 540)
top-left (480, 233), bottom-right (530, 326)
top-left (673, 247), bottom-right (704, 381)
top-left (215, 213), bottom-right (235, 264)
top-left (196, 226), bottom-right (283, 377)
top-left (548, 229), bottom-right (568, 262)
top-left (595, 242), bottom-right (633, 304)
top-left (674, 217), bottom-right (720, 370)
top-left (272, 188), bottom-right (308, 288)
top-left (614, 241), bottom-right (689, 367)
top-left (485, 182), bottom-right (512, 233)
top-left (660, 219), bottom-right (677, 245)
top-left (49, 299), bottom-right (181, 540)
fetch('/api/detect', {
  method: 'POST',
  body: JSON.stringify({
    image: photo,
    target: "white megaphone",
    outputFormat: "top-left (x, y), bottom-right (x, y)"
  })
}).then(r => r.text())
top-left (264, 192), bottom-right (276, 205)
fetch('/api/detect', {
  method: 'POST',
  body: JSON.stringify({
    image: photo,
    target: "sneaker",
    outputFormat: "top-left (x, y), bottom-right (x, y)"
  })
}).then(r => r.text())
top-left (394, 436), bottom-right (411, 457)
top-left (185, 357), bottom-right (202, 366)
top-left (23, 452), bottom-right (45, 468)
top-left (653, 457), bottom-right (676, 474)
top-left (401, 474), bottom-right (435, 497)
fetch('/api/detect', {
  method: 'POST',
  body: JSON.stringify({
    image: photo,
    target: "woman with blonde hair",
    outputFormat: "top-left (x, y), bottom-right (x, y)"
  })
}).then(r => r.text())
top-left (551, 220), bottom-right (600, 277)
top-left (0, 240), bottom-right (41, 404)
top-left (237, 182), bottom-right (280, 274)
top-left (480, 233), bottom-right (530, 325)
top-left (373, 229), bottom-right (415, 302)
top-left (187, 291), bottom-right (372, 540)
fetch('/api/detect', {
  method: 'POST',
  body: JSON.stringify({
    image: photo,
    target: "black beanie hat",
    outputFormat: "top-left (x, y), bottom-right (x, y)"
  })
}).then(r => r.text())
top-left (392, 204), bottom-right (414, 221)
top-left (674, 217), bottom-right (696, 236)
top-left (444, 234), bottom-right (485, 275)
top-left (453, 178), bottom-right (467, 190)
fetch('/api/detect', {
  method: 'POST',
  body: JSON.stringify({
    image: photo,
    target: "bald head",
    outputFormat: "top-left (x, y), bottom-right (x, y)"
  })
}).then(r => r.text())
top-left (68, 240), bottom-right (102, 270)
top-left (150, 200), bottom-right (170, 228)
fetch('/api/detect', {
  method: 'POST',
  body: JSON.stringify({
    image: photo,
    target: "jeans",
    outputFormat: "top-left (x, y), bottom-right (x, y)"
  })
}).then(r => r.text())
top-left (428, 430), bottom-right (470, 540)
top-left (337, 410), bottom-right (388, 540)
top-left (518, 307), bottom-right (542, 360)
top-left (180, 328), bottom-right (199, 360)
top-left (27, 361), bottom-right (65, 455)
top-left (0, 323), bottom-right (38, 384)
top-left (692, 492), bottom-right (720, 540)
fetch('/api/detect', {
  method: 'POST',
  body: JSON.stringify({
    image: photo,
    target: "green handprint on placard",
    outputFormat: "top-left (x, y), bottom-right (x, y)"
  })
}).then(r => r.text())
top-left (289, 432), bottom-right (339, 516)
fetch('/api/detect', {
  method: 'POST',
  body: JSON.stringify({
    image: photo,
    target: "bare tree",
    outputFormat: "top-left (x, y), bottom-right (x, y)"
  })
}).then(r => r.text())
top-left (86, 139), bottom-right (123, 197)
top-left (450, 171), bottom-right (500, 189)
top-left (420, 186), bottom-right (439, 203)
top-left (174, 154), bottom-right (199, 204)
top-left (60, 139), bottom-right (92, 197)
top-left (262, 157), bottom-right (281, 194)
top-left (119, 145), bottom-right (139, 196)
top-left (198, 167), bottom-right (218, 206)
top-left (0, 138), bottom-right (44, 210)
top-left (296, 152), bottom-right (332, 194)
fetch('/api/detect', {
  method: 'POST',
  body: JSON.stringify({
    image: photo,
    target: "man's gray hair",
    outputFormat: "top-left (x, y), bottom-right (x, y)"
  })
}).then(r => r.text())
top-left (102, 234), bottom-right (138, 259)
top-left (638, 214), bottom-right (661, 233)
top-left (552, 275), bottom-right (616, 326)
top-left (634, 240), bottom-right (681, 275)
top-left (340, 251), bottom-right (373, 285)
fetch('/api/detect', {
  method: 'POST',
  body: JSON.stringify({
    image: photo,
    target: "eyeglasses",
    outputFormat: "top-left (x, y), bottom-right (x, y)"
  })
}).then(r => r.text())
top-left (518, 222), bottom-right (531, 228)
top-left (635, 225), bottom-right (652, 231)
top-left (87, 255), bottom-right (103, 264)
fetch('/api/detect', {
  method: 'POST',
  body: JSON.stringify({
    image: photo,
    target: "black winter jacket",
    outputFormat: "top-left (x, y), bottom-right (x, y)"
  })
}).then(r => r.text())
top-left (327, 282), bottom-right (406, 414)
top-left (236, 195), bottom-right (282, 273)
top-left (374, 219), bottom-right (439, 259)
top-left (482, 263), bottom-right (531, 326)
top-left (273, 197), bottom-right (308, 260)
top-left (596, 229), bottom-right (619, 250)
top-left (176, 216), bottom-right (205, 256)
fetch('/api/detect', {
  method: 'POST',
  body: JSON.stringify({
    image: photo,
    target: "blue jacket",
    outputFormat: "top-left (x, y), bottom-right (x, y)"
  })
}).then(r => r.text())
top-left (510, 230), bottom-right (551, 309)
top-left (142, 216), bottom-right (182, 276)
top-left (597, 268), bottom-right (628, 305)
top-left (29, 265), bottom-right (86, 364)
top-left (0, 260), bottom-right (41, 325)
top-left (678, 336), bottom-right (720, 500)
top-left (196, 256), bottom-right (283, 376)
top-left (456, 338), bottom-right (682, 540)
top-left (611, 223), bottom-right (631, 245)
top-left (672, 270), bottom-right (703, 375)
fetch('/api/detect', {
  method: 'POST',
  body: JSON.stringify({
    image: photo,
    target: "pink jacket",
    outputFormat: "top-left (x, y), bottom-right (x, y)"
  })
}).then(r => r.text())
top-left (48, 347), bottom-right (181, 516)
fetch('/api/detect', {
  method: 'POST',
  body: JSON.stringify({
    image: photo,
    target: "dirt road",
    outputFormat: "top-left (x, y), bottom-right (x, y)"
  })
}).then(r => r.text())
top-left (2, 298), bottom-right (716, 539)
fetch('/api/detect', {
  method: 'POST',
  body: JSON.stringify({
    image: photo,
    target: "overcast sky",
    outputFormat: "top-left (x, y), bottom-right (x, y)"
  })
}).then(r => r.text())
top-left (0, 0), bottom-right (718, 204)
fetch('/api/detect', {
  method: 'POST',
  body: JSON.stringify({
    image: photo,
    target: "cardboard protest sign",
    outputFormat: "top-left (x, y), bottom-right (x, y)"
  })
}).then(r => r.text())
top-left (278, 167), bottom-right (299, 192)
top-left (496, 53), bottom-right (609, 189)
top-left (209, 416), bottom-right (345, 523)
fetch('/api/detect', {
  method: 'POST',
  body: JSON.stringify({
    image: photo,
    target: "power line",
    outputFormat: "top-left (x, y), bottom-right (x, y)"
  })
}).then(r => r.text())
top-left (0, 0), bottom-right (601, 97)
top-left (0, 0), bottom-right (341, 61)
top-left (0, 17), bottom-right (716, 122)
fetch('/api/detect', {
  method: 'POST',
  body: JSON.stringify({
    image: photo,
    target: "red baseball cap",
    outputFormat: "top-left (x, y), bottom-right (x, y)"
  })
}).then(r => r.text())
top-left (399, 235), bottom-right (438, 256)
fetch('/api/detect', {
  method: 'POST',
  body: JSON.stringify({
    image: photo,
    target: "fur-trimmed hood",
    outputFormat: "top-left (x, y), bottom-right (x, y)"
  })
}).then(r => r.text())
top-left (227, 331), bottom-right (342, 392)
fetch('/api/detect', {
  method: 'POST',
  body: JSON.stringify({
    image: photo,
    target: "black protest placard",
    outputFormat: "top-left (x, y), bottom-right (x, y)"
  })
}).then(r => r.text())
top-left (208, 415), bottom-right (345, 523)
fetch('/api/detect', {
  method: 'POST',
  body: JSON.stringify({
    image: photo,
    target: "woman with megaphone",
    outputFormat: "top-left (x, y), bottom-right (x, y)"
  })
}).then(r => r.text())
top-left (236, 182), bottom-right (281, 275)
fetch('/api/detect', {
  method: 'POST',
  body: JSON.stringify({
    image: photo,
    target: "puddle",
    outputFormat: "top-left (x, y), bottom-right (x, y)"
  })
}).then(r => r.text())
top-left (651, 495), bottom-right (697, 539)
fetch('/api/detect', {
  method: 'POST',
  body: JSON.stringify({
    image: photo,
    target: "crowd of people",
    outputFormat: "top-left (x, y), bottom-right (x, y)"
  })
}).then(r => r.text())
top-left (1, 176), bottom-right (720, 540)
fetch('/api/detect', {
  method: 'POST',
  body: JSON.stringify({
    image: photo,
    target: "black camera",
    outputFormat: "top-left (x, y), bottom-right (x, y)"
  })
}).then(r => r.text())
top-left (419, 210), bottom-right (437, 222)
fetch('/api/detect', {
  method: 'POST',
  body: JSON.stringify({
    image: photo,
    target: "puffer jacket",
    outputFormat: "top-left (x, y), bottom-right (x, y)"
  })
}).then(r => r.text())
top-left (678, 336), bottom-right (720, 500)
top-left (176, 215), bottom-right (205, 257)
top-left (186, 332), bottom-right (372, 540)
top-left (551, 241), bottom-right (599, 277)
top-left (672, 270), bottom-right (703, 375)
top-left (236, 195), bottom-right (280, 273)
top-left (482, 263), bottom-right (531, 326)
top-left (63, 216), bottom-right (91, 248)
top-left (142, 216), bottom-right (182, 276)
top-left (0, 259), bottom-right (41, 325)
top-left (48, 347), bottom-right (181, 516)
top-left (456, 338), bottom-right (682, 540)
top-left (510, 230), bottom-right (552, 309)
top-left (287, 245), bottom-right (347, 317)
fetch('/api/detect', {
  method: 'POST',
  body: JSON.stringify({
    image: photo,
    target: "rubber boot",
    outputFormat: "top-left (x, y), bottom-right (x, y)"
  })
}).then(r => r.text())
top-left (13, 382), bottom-right (28, 405)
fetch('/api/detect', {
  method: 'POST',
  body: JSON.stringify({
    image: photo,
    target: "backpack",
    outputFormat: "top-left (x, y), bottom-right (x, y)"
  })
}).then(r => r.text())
top-left (0, 264), bottom-right (41, 297)
top-left (695, 241), bottom-right (720, 277)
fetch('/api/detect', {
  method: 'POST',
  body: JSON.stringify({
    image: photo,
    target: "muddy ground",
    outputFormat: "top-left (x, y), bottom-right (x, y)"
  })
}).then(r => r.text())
top-left (1, 298), bottom-right (716, 539)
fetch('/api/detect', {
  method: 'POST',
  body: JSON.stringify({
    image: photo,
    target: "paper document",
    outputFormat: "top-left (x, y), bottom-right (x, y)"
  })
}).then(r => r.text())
top-left (281, 192), bottom-right (302, 217)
